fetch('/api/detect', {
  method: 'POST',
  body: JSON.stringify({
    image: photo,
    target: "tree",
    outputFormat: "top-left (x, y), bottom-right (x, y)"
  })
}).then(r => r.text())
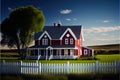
top-left (1, 6), bottom-right (45, 59)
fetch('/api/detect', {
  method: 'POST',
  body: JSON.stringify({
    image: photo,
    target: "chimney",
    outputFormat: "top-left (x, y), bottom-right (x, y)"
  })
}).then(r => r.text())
top-left (54, 21), bottom-right (62, 27)
top-left (57, 21), bottom-right (62, 27)
top-left (57, 23), bottom-right (61, 27)
top-left (54, 23), bottom-right (57, 27)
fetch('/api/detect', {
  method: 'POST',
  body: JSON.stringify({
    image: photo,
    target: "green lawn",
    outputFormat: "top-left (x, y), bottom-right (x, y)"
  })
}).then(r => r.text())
top-left (1, 54), bottom-right (120, 63)
top-left (96, 54), bottom-right (120, 62)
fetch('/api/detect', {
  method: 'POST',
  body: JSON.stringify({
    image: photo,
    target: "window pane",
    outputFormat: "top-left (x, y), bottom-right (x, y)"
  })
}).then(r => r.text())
top-left (70, 38), bottom-right (73, 44)
top-left (65, 38), bottom-right (68, 44)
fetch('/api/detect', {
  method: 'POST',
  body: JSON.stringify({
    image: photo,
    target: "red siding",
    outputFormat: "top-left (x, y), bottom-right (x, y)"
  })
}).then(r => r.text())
top-left (75, 32), bottom-right (82, 57)
top-left (62, 31), bottom-right (75, 45)
top-left (75, 33), bottom-right (82, 47)
top-left (82, 47), bottom-right (92, 57)
top-left (74, 50), bottom-right (78, 55)
top-left (51, 40), bottom-right (61, 45)
top-left (61, 49), bottom-right (64, 55)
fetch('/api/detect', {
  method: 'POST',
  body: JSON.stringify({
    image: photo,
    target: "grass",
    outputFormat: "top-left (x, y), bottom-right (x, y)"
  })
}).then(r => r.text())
top-left (1, 54), bottom-right (120, 63)
top-left (1, 53), bottom-right (120, 63)
top-left (95, 54), bottom-right (120, 62)
top-left (1, 73), bottom-right (119, 80)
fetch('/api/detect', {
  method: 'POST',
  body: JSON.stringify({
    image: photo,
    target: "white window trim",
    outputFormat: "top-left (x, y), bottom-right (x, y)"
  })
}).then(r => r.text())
top-left (70, 38), bottom-right (73, 44)
top-left (65, 38), bottom-right (68, 44)
top-left (38, 31), bottom-right (51, 40)
top-left (45, 39), bottom-right (48, 45)
top-left (42, 38), bottom-right (48, 45)
top-left (60, 28), bottom-right (77, 40)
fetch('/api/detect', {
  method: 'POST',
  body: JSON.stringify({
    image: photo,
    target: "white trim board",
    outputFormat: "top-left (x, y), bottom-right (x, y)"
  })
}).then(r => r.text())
top-left (38, 31), bottom-right (52, 40)
top-left (60, 28), bottom-right (77, 40)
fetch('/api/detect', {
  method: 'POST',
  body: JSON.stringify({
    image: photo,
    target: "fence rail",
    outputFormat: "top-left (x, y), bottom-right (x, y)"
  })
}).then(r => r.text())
top-left (0, 60), bottom-right (120, 74)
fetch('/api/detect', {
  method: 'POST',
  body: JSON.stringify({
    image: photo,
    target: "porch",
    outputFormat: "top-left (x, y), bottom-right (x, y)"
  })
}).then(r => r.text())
top-left (26, 46), bottom-right (79, 60)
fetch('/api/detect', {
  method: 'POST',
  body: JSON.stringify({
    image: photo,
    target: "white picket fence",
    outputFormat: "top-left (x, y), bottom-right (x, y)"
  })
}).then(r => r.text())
top-left (0, 60), bottom-right (120, 74)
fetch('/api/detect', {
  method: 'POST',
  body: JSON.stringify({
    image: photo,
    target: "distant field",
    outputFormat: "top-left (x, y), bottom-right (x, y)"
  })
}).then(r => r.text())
top-left (87, 44), bottom-right (120, 51)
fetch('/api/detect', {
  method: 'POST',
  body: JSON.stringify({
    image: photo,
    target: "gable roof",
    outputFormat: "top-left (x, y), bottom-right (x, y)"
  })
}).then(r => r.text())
top-left (35, 25), bottom-right (82, 40)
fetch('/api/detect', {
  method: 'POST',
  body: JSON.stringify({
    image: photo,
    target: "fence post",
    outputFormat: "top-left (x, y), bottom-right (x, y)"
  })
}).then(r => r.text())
top-left (39, 62), bottom-right (41, 74)
top-left (20, 61), bottom-right (22, 74)
top-left (67, 61), bottom-right (70, 74)
top-left (114, 60), bottom-right (117, 74)
top-left (95, 61), bottom-right (99, 74)
top-left (36, 60), bottom-right (39, 74)
top-left (2, 60), bottom-right (5, 64)
top-left (1, 60), bottom-right (5, 74)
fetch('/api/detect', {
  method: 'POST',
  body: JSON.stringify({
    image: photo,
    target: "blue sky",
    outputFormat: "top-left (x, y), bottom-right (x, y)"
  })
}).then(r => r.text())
top-left (1, 0), bottom-right (120, 46)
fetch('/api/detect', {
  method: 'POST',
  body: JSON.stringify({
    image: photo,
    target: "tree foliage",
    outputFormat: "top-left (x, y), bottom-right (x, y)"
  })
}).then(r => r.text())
top-left (1, 6), bottom-right (45, 58)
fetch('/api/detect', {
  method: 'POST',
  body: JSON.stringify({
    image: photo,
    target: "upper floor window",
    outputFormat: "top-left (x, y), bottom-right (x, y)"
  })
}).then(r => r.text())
top-left (65, 38), bottom-right (68, 44)
top-left (42, 38), bottom-right (48, 45)
top-left (70, 38), bottom-right (74, 44)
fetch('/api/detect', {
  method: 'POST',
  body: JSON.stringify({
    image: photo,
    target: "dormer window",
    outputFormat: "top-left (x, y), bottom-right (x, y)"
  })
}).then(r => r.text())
top-left (42, 38), bottom-right (48, 45)
top-left (65, 38), bottom-right (68, 44)
top-left (42, 35), bottom-right (48, 45)
top-left (70, 38), bottom-right (73, 44)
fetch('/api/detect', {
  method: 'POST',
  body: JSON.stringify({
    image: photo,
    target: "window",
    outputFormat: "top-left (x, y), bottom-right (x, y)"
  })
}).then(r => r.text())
top-left (66, 34), bottom-right (70, 37)
top-left (84, 49), bottom-right (88, 55)
top-left (65, 38), bottom-right (68, 44)
top-left (42, 39), bottom-right (45, 45)
top-left (45, 39), bottom-right (48, 45)
top-left (42, 38), bottom-right (48, 45)
top-left (70, 50), bottom-right (74, 56)
top-left (64, 49), bottom-right (68, 56)
top-left (70, 38), bottom-right (73, 44)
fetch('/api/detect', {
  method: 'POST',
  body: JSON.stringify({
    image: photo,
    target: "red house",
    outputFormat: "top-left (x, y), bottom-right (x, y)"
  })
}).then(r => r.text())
top-left (26, 24), bottom-right (94, 60)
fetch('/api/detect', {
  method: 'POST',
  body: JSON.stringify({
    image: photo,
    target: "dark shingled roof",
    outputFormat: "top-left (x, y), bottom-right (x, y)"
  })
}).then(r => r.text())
top-left (35, 25), bottom-right (82, 40)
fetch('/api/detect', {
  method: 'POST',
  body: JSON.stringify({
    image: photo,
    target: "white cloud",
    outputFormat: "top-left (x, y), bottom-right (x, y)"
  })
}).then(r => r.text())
top-left (93, 38), bottom-right (120, 44)
top-left (83, 26), bottom-right (120, 33)
top-left (66, 19), bottom-right (71, 21)
top-left (73, 18), bottom-right (77, 20)
top-left (60, 9), bottom-right (72, 14)
top-left (102, 20), bottom-right (110, 23)
top-left (93, 38), bottom-right (120, 42)
top-left (66, 18), bottom-right (77, 21)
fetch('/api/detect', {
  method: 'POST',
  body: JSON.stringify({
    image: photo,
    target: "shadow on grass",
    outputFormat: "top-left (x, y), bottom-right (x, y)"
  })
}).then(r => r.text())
top-left (1, 73), bottom-right (119, 80)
